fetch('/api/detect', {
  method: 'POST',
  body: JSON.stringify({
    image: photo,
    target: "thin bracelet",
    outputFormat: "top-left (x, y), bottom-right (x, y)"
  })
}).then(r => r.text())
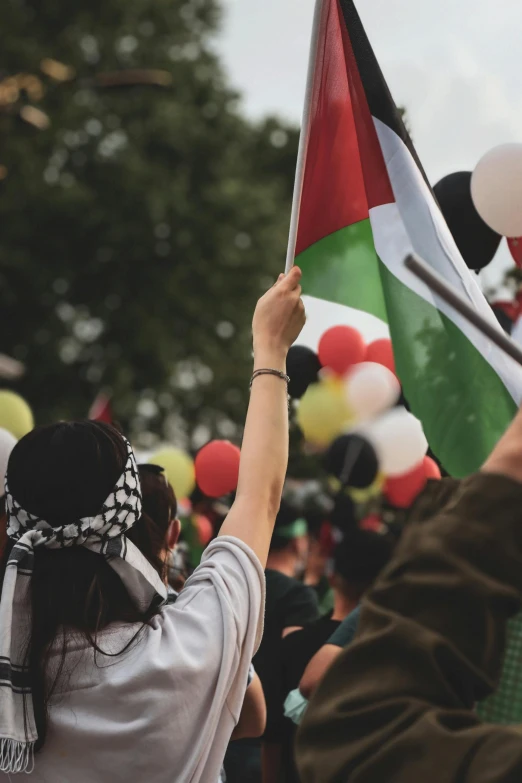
top-left (249, 368), bottom-right (290, 390)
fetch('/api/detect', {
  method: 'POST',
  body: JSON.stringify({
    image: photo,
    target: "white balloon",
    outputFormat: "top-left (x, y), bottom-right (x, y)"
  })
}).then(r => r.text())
top-left (0, 427), bottom-right (17, 491)
top-left (365, 408), bottom-right (427, 477)
top-left (346, 362), bottom-right (400, 420)
top-left (471, 144), bottom-right (522, 237)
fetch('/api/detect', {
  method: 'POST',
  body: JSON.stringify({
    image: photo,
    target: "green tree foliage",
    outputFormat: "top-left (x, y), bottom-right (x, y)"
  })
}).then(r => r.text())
top-left (0, 0), bottom-right (298, 448)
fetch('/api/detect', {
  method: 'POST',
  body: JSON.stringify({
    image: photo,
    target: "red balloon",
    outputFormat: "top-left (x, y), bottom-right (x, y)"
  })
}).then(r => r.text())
top-left (318, 326), bottom-right (366, 376)
top-left (366, 338), bottom-right (396, 375)
top-left (195, 440), bottom-right (241, 498)
top-left (423, 456), bottom-right (441, 480)
top-left (384, 455), bottom-right (441, 508)
top-left (508, 237), bottom-right (522, 269)
top-left (195, 515), bottom-right (213, 546)
top-left (384, 461), bottom-right (426, 508)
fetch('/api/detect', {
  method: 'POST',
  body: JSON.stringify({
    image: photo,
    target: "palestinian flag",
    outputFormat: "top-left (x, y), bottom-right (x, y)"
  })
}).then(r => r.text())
top-left (294, 0), bottom-right (522, 477)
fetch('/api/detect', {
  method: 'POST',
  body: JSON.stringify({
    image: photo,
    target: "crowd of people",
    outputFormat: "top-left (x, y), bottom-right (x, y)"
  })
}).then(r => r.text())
top-left (2, 268), bottom-right (522, 782)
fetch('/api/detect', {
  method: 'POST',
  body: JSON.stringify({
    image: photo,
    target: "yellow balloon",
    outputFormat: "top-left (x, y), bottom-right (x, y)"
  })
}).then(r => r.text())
top-left (0, 390), bottom-right (34, 439)
top-left (148, 447), bottom-right (196, 500)
top-left (297, 378), bottom-right (353, 447)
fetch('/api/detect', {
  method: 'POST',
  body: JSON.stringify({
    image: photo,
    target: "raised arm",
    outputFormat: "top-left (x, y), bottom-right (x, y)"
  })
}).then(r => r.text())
top-left (219, 267), bottom-right (305, 566)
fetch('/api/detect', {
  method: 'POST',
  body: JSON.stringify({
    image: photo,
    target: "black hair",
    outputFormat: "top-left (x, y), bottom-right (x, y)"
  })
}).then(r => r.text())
top-left (132, 464), bottom-right (178, 583)
top-left (0, 421), bottom-right (171, 753)
top-left (333, 530), bottom-right (393, 602)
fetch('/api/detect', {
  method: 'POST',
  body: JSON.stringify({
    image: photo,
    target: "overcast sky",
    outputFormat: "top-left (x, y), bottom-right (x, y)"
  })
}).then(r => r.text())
top-left (216, 0), bottom-right (522, 292)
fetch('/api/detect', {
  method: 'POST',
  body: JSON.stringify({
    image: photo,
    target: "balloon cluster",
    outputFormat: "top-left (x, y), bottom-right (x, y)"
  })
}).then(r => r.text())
top-left (434, 150), bottom-right (522, 284)
top-left (434, 171), bottom-right (501, 272)
top-left (294, 328), bottom-right (398, 445)
top-left (148, 439), bottom-right (241, 501)
top-left (290, 326), bottom-right (440, 509)
top-left (471, 144), bottom-right (522, 239)
top-left (294, 326), bottom-right (399, 443)
top-left (469, 145), bottom-right (522, 275)
top-left (453, 144), bottom-right (522, 334)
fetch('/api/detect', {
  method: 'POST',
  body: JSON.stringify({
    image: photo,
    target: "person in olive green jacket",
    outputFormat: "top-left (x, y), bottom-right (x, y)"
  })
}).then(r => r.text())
top-left (297, 406), bottom-right (522, 783)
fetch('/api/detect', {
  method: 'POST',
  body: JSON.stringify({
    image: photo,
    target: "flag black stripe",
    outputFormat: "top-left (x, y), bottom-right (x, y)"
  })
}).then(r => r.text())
top-left (337, 0), bottom-right (431, 190)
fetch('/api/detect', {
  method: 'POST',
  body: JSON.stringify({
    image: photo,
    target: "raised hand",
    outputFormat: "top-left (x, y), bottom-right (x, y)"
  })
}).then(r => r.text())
top-left (252, 267), bottom-right (306, 364)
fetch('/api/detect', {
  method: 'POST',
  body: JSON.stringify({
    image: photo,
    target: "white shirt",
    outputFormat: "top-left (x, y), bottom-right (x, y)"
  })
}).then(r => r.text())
top-left (3, 536), bottom-right (265, 783)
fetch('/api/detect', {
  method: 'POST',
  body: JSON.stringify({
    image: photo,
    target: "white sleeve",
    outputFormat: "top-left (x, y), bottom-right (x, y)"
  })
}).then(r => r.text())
top-left (168, 536), bottom-right (265, 721)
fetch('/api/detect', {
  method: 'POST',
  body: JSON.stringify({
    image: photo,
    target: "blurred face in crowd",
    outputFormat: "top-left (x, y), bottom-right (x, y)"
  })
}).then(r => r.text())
top-left (294, 534), bottom-right (310, 579)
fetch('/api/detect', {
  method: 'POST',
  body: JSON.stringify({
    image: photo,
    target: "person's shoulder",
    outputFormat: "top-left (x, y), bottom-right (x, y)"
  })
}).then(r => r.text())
top-left (286, 615), bottom-right (338, 646)
top-left (265, 567), bottom-right (292, 588)
top-left (265, 570), bottom-right (319, 625)
top-left (281, 622), bottom-right (314, 652)
top-left (284, 575), bottom-right (319, 607)
top-left (265, 569), bottom-right (315, 607)
top-left (327, 606), bottom-right (361, 648)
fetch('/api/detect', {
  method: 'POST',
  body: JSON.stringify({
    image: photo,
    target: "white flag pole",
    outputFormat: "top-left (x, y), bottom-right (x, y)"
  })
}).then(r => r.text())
top-left (284, 0), bottom-right (324, 274)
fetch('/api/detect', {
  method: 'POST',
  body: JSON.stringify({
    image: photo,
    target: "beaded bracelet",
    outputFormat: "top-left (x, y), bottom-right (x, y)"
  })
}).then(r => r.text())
top-left (249, 368), bottom-right (290, 389)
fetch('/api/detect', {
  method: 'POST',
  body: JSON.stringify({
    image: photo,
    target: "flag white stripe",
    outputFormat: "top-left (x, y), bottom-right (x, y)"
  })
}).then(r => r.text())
top-left (370, 117), bottom-right (522, 406)
top-left (513, 317), bottom-right (522, 346)
top-left (298, 295), bottom-right (389, 351)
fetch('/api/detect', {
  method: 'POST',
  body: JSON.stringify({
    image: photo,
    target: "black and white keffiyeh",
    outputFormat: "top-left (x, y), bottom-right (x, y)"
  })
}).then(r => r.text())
top-left (0, 437), bottom-right (167, 774)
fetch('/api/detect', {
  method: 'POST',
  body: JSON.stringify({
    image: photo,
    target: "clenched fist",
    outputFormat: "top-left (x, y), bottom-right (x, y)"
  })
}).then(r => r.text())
top-left (252, 267), bottom-right (306, 362)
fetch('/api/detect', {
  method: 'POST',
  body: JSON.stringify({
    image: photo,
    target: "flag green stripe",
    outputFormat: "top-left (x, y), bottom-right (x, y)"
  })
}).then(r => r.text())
top-left (298, 221), bottom-right (387, 323)
top-left (298, 223), bottom-right (516, 477)
top-left (381, 263), bottom-right (516, 477)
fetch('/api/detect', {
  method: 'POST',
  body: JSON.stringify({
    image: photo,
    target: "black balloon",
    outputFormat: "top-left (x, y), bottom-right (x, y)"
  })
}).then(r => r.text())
top-left (434, 171), bottom-right (501, 271)
top-left (287, 345), bottom-right (322, 399)
top-left (324, 434), bottom-right (379, 489)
